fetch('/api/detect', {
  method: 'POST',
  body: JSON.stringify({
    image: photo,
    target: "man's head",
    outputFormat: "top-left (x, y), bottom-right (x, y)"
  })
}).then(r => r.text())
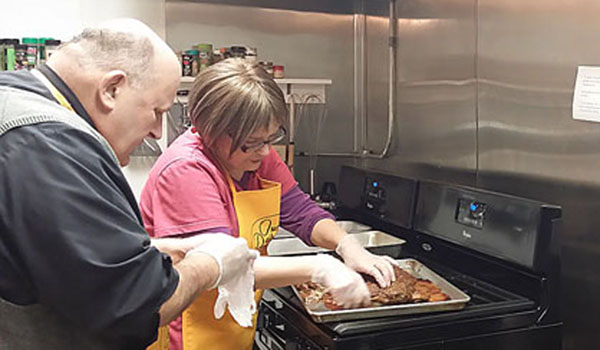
top-left (47, 18), bottom-right (180, 166)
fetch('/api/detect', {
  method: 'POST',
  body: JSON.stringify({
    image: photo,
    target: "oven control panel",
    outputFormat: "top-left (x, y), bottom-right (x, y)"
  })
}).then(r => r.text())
top-left (456, 199), bottom-right (487, 229)
top-left (338, 166), bottom-right (417, 229)
top-left (364, 177), bottom-right (387, 215)
top-left (414, 180), bottom-right (561, 270)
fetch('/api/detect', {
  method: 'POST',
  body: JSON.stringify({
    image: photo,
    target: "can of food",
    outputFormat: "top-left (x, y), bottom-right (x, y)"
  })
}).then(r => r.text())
top-left (185, 49), bottom-right (200, 76)
top-left (14, 44), bottom-right (28, 70)
top-left (273, 65), bottom-right (284, 79)
top-left (22, 37), bottom-right (38, 70)
top-left (41, 38), bottom-right (61, 62)
top-left (181, 53), bottom-right (194, 77)
top-left (3, 39), bottom-right (18, 71)
top-left (230, 46), bottom-right (247, 59)
top-left (245, 47), bottom-right (257, 63)
top-left (195, 43), bottom-right (213, 72)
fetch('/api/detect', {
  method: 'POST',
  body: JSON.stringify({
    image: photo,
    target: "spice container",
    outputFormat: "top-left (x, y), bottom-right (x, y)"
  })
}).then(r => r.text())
top-left (245, 47), bottom-right (257, 63)
top-left (273, 65), bottom-right (284, 79)
top-left (14, 44), bottom-right (28, 70)
top-left (0, 40), bottom-right (6, 71)
top-left (212, 49), bottom-right (224, 64)
top-left (22, 38), bottom-right (38, 69)
top-left (181, 53), bottom-right (194, 77)
top-left (230, 46), bottom-right (247, 59)
top-left (184, 49), bottom-right (199, 76)
top-left (0, 39), bottom-right (16, 71)
top-left (38, 37), bottom-right (52, 64)
top-left (41, 39), bottom-right (60, 62)
top-left (196, 43), bottom-right (213, 72)
top-left (259, 61), bottom-right (274, 77)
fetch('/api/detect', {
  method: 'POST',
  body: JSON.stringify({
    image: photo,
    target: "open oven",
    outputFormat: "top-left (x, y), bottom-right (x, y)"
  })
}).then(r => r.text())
top-left (255, 166), bottom-right (562, 350)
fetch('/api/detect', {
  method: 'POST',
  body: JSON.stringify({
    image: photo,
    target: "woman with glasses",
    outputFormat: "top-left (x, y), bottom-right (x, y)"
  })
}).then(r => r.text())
top-left (139, 58), bottom-right (398, 350)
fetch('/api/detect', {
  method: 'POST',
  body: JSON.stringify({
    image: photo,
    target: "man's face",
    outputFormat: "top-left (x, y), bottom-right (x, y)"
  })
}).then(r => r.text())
top-left (108, 64), bottom-right (179, 166)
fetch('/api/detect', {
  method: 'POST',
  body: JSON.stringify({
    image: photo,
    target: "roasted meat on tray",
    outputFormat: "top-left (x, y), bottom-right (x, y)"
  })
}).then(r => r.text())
top-left (296, 266), bottom-right (450, 310)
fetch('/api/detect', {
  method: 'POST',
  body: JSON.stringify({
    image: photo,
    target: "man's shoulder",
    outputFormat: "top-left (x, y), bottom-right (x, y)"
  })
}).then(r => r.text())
top-left (0, 122), bottom-right (111, 170)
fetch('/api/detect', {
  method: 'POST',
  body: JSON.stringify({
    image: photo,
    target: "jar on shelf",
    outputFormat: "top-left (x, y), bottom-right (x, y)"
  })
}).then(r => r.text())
top-left (22, 37), bottom-right (39, 69)
top-left (245, 47), bottom-right (257, 63)
top-left (184, 49), bottom-right (200, 76)
top-left (181, 52), bottom-right (193, 77)
top-left (14, 44), bottom-right (28, 70)
top-left (230, 46), bottom-right (247, 59)
top-left (2, 39), bottom-right (19, 71)
top-left (46, 39), bottom-right (61, 61)
top-left (273, 65), bottom-right (284, 79)
top-left (259, 61), bottom-right (274, 77)
top-left (195, 43), bottom-right (213, 72)
top-left (0, 40), bottom-right (6, 71)
top-left (38, 37), bottom-right (53, 64)
top-left (212, 48), bottom-right (224, 64)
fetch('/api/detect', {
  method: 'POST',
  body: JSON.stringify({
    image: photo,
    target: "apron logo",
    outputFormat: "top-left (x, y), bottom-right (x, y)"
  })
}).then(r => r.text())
top-left (251, 214), bottom-right (279, 248)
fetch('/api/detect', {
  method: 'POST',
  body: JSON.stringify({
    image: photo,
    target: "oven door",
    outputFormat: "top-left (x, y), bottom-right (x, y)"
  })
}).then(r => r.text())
top-left (255, 301), bottom-right (324, 350)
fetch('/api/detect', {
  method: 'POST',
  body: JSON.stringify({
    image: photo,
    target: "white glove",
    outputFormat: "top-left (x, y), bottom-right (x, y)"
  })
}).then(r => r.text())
top-left (185, 233), bottom-right (260, 327)
top-left (335, 234), bottom-right (399, 288)
top-left (213, 263), bottom-right (256, 327)
top-left (311, 254), bottom-right (370, 308)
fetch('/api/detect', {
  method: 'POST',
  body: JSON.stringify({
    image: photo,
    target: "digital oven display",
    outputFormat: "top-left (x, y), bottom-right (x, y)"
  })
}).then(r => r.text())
top-left (456, 199), bottom-right (487, 229)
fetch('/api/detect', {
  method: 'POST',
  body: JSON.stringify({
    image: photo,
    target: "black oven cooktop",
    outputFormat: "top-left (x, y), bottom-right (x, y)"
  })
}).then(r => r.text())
top-left (255, 166), bottom-right (562, 350)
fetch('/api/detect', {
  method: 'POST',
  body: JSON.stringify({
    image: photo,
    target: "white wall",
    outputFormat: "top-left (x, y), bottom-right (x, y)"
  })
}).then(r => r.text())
top-left (0, 0), bottom-right (166, 39)
top-left (1, 0), bottom-right (168, 201)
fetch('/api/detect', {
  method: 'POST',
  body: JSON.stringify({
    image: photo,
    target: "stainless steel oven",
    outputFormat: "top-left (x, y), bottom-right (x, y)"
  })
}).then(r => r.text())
top-left (255, 166), bottom-right (562, 350)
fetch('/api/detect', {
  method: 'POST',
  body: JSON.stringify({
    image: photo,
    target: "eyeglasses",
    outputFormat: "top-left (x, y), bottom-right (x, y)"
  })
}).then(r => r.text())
top-left (240, 127), bottom-right (286, 153)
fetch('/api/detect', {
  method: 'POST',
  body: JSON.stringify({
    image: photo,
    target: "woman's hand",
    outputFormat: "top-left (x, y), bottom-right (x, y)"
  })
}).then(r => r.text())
top-left (310, 254), bottom-right (371, 308)
top-left (335, 234), bottom-right (399, 288)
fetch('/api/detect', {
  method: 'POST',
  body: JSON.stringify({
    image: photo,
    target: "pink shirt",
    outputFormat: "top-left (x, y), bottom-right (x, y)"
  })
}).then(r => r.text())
top-left (140, 129), bottom-right (296, 239)
top-left (139, 129), bottom-right (297, 350)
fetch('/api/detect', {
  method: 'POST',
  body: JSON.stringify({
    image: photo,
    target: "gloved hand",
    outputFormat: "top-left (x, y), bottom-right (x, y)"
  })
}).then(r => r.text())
top-left (185, 233), bottom-right (260, 327)
top-left (335, 234), bottom-right (399, 288)
top-left (311, 254), bottom-right (370, 308)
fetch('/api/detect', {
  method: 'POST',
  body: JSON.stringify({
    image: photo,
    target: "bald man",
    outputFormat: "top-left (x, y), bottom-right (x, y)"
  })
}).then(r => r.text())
top-left (0, 19), bottom-right (257, 349)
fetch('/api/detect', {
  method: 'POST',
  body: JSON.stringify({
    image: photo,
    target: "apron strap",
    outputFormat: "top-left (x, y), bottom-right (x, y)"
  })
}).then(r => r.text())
top-left (30, 69), bottom-right (75, 112)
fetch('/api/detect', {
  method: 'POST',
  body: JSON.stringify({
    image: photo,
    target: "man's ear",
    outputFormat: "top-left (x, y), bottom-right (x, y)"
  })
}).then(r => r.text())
top-left (97, 70), bottom-right (127, 112)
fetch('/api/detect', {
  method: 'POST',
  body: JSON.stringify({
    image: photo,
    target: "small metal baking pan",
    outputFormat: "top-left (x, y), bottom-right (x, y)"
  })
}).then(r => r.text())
top-left (292, 258), bottom-right (470, 323)
top-left (267, 231), bottom-right (405, 256)
top-left (336, 220), bottom-right (372, 233)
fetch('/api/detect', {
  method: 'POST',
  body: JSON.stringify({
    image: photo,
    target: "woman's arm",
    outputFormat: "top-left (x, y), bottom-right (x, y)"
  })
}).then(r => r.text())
top-left (254, 255), bottom-right (370, 308)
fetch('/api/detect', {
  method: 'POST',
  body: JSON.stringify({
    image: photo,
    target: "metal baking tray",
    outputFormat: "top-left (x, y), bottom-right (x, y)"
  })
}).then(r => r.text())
top-left (292, 258), bottom-right (470, 323)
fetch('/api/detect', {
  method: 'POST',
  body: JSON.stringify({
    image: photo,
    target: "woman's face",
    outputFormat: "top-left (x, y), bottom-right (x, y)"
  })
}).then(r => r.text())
top-left (214, 120), bottom-right (282, 179)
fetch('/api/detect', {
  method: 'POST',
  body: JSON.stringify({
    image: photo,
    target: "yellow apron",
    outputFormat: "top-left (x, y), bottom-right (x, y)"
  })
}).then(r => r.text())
top-left (151, 174), bottom-right (281, 350)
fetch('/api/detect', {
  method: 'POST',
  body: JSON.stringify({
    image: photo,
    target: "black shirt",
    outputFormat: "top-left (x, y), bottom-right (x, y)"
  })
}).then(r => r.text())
top-left (0, 67), bottom-right (179, 348)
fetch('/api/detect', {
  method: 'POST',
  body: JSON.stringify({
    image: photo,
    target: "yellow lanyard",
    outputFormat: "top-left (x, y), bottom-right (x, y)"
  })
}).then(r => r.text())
top-left (30, 69), bottom-right (75, 112)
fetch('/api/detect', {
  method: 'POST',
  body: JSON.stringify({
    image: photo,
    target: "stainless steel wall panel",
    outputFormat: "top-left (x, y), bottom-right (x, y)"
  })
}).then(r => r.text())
top-left (166, 2), bottom-right (355, 154)
top-left (364, 0), bottom-right (477, 183)
top-left (478, 1), bottom-right (600, 348)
